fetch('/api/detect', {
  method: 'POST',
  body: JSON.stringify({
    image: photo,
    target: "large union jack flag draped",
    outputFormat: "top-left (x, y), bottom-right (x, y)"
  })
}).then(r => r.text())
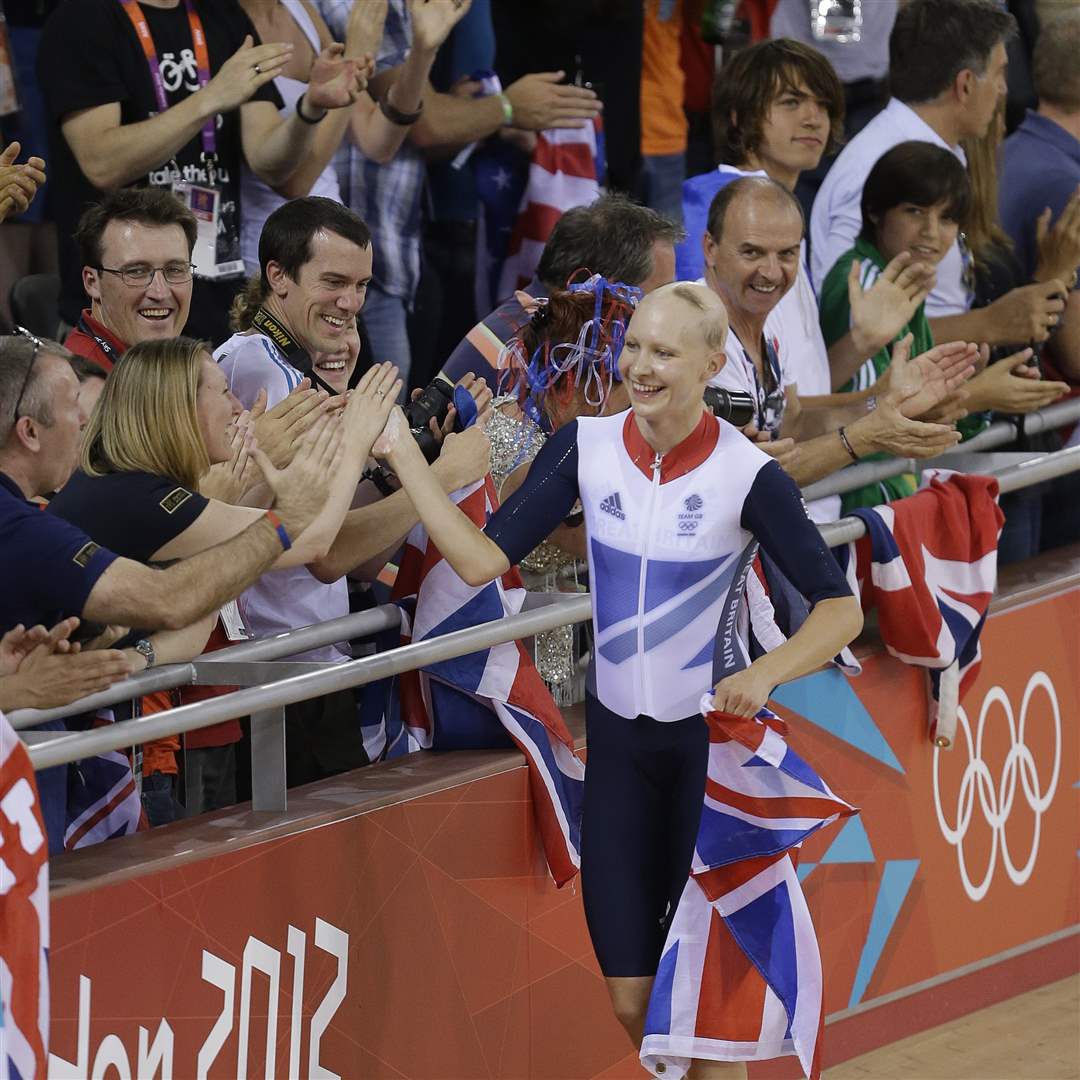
top-left (833, 471), bottom-right (1003, 746)
top-left (641, 704), bottom-right (855, 1080)
top-left (389, 476), bottom-right (585, 887)
top-left (0, 711), bottom-right (50, 1080)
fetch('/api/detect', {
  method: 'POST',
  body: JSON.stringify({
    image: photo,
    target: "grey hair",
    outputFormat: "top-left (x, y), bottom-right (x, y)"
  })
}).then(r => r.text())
top-left (0, 336), bottom-right (69, 440)
top-left (1034, 10), bottom-right (1080, 111)
top-left (537, 193), bottom-right (685, 291)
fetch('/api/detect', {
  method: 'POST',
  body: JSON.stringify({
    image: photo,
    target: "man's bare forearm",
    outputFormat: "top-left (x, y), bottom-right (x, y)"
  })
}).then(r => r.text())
top-left (410, 88), bottom-right (504, 151)
top-left (85, 517), bottom-right (285, 631)
top-left (246, 108), bottom-right (322, 187)
top-left (62, 96), bottom-right (216, 190)
top-left (311, 487), bottom-right (420, 582)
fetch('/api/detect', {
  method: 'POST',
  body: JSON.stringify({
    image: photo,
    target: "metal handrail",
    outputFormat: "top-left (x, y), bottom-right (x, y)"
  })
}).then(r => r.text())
top-left (18, 440), bottom-right (1080, 770)
top-left (7, 604), bottom-right (403, 731)
top-left (818, 443), bottom-right (1080, 547)
top-left (26, 595), bottom-right (593, 772)
top-left (802, 395), bottom-right (1080, 501)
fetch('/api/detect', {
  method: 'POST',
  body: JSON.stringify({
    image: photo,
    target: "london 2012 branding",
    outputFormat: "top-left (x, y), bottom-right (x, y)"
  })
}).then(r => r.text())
top-left (49, 917), bottom-right (349, 1078)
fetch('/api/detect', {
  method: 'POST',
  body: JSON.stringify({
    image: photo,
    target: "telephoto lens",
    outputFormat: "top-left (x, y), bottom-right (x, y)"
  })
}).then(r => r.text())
top-left (404, 376), bottom-right (456, 462)
top-left (703, 386), bottom-right (756, 428)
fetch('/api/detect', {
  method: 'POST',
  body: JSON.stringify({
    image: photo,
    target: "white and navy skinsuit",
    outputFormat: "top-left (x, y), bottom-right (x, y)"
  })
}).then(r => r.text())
top-left (484, 408), bottom-right (852, 976)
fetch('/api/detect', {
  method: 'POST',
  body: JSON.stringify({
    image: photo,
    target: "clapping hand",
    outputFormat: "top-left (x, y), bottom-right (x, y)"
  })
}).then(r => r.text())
top-left (0, 617), bottom-right (132, 711)
top-left (0, 141), bottom-right (46, 223)
top-left (204, 35), bottom-right (293, 114)
top-left (307, 43), bottom-right (369, 112)
top-left (1034, 186), bottom-right (1080, 289)
top-left (880, 334), bottom-right (977, 419)
top-left (251, 413), bottom-right (343, 537)
top-left (252, 380), bottom-right (332, 468)
top-left (848, 252), bottom-right (935, 359)
top-left (340, 361), bottom-right (402, 455)
top-left (345, 0), bottom-right (389, 59)
top-left (409, 0), bottom-right (473, 53)
top-left (964, 348), bottom-right (1070, 414)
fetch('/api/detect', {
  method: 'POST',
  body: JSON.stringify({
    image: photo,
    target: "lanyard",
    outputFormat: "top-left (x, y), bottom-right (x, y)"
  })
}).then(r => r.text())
top-left (730, 329), bottom-right (784, 433)
top-left (76, 315), bottom-right (124, 365)
top-left (118, 0), bottom-right (216, 161)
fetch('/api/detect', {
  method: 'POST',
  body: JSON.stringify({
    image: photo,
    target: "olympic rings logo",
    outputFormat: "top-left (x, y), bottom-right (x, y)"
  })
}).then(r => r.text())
top-left (932, 671), bottom-right (1061, 903)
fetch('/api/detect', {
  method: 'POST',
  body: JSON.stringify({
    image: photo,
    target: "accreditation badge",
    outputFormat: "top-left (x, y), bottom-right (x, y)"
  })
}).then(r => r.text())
top-left (172, 181), bottom-right (245, 280)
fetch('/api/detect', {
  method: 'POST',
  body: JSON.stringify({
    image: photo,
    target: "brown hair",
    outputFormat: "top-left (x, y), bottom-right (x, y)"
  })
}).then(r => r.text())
top-left (712, 38), bottom-right (845, 167)
top-left (959, 101), bottom-right (1011, 268)
top-left (75, 187), bottom-right (197, 270)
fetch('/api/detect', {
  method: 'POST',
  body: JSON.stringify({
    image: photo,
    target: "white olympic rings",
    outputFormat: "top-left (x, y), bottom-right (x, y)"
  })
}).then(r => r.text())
top-left (932, 671), bottom-right (1061, 903)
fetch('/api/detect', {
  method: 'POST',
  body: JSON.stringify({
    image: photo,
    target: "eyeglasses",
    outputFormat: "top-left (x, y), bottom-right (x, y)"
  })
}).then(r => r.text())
top-left (95, 262), bottom-right (196, 287)
top-left (10, 325), bottom-right (42, 428)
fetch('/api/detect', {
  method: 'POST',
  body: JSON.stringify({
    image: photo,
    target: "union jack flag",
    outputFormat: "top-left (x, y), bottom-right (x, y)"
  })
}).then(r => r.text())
top-left (390, 477), bottom-right (585, 887)
top-left (833, 471), bottom-right (1003, 746)
top-left (641, 703), bottom-right (855, 1080)
top-left (32, 709), bottom-right (143, 857)
top-left (62, 726), bottom-right (143, 852)
top-left (0, 711), bottom-right (49, 1080)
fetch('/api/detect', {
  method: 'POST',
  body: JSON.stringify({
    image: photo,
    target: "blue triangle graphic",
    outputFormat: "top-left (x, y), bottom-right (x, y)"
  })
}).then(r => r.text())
top-left (771, 668), bottom-right (904, 773)
top-left (797, 862), bottom-right (816, 883)
top-left (848, 859), bottom-right (920, 1007)
top-left (820, 816), bottom-right (875, 864)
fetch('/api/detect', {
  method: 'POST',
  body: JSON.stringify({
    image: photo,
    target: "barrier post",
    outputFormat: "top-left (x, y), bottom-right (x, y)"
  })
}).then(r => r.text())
top-left (250, 706), bottom-right (288, 812)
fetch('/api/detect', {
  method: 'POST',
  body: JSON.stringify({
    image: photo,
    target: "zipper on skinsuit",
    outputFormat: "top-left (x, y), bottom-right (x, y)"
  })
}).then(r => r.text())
top-left (636, 451), bottom-right (663, 714)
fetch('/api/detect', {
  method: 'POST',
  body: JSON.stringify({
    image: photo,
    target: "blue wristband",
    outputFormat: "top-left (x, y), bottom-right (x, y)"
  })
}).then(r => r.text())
top-left (265, 510), bottom-right (292, 551)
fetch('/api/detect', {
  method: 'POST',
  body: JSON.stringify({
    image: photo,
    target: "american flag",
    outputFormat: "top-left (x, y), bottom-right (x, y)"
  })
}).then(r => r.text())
top-left (834, 471), bottom-right (1003, 746)
top-left (0, 711), bottom-right (50, 1080)
top-left (475, 114), bottom-right (603, 313)
top-left (641, 704), bottom-right (855, 1080)
top-left (390, 477), bottom-right (585, 887)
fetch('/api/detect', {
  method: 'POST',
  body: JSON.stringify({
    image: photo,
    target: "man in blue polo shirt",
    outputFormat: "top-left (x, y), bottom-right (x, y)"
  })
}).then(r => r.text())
top-left (0, 332), bottom-right (332, 848)
top-left (1001, 10), bottom-right (1080, 383)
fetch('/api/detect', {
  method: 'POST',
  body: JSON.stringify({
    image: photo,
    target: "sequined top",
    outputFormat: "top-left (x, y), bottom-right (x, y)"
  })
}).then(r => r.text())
top-left (484, 397), bottom-right (578, 574)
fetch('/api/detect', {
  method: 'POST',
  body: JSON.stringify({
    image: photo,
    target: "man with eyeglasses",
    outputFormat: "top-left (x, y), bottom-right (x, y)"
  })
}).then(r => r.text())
top-left (64, 187), bottom-right (197, 371)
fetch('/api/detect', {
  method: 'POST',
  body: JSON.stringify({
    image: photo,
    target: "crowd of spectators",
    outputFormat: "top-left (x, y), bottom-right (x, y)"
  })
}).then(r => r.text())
top-left (1, 0), bottom-right (1079, 849)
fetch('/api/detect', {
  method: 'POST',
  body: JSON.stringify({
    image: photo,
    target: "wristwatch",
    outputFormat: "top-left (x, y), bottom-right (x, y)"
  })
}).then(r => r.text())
top-left (134, 638), bottom-right (156, 670)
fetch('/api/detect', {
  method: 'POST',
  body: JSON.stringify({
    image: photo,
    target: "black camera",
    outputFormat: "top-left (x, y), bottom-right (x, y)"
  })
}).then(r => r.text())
top-left (404, 376), bottom-right (456, 462)
top-left (703, 386), bottom-right (756, 428)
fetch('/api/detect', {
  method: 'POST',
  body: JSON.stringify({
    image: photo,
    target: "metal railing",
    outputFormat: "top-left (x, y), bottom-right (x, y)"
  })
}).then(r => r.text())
top-left (25, 595), bottom-right (593, 809)
top-left (18, 412), bottom-right (1080, 813)
top-left (803, 395), bottom-right (1080, 501)
top-left (7, 604), bottom-right (402, 731)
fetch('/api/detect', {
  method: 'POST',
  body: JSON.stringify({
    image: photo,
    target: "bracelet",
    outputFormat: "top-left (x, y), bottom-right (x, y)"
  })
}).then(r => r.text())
top-left (378, 95), bottom-right (423, 126)
top-left (265, 509), bottom-right (293, 551)
top-left (295, 92), bottom-right (326, 125)
top-left (865, 394), bottom-right (877, 413)
top-left (838, 426), bottom-right (860, 463)
top-left (496, 91), bottom-right (513, 126)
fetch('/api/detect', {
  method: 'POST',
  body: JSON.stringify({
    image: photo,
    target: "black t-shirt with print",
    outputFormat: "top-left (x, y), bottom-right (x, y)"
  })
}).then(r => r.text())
top-left (38, 0), bottom-right (282, 342)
